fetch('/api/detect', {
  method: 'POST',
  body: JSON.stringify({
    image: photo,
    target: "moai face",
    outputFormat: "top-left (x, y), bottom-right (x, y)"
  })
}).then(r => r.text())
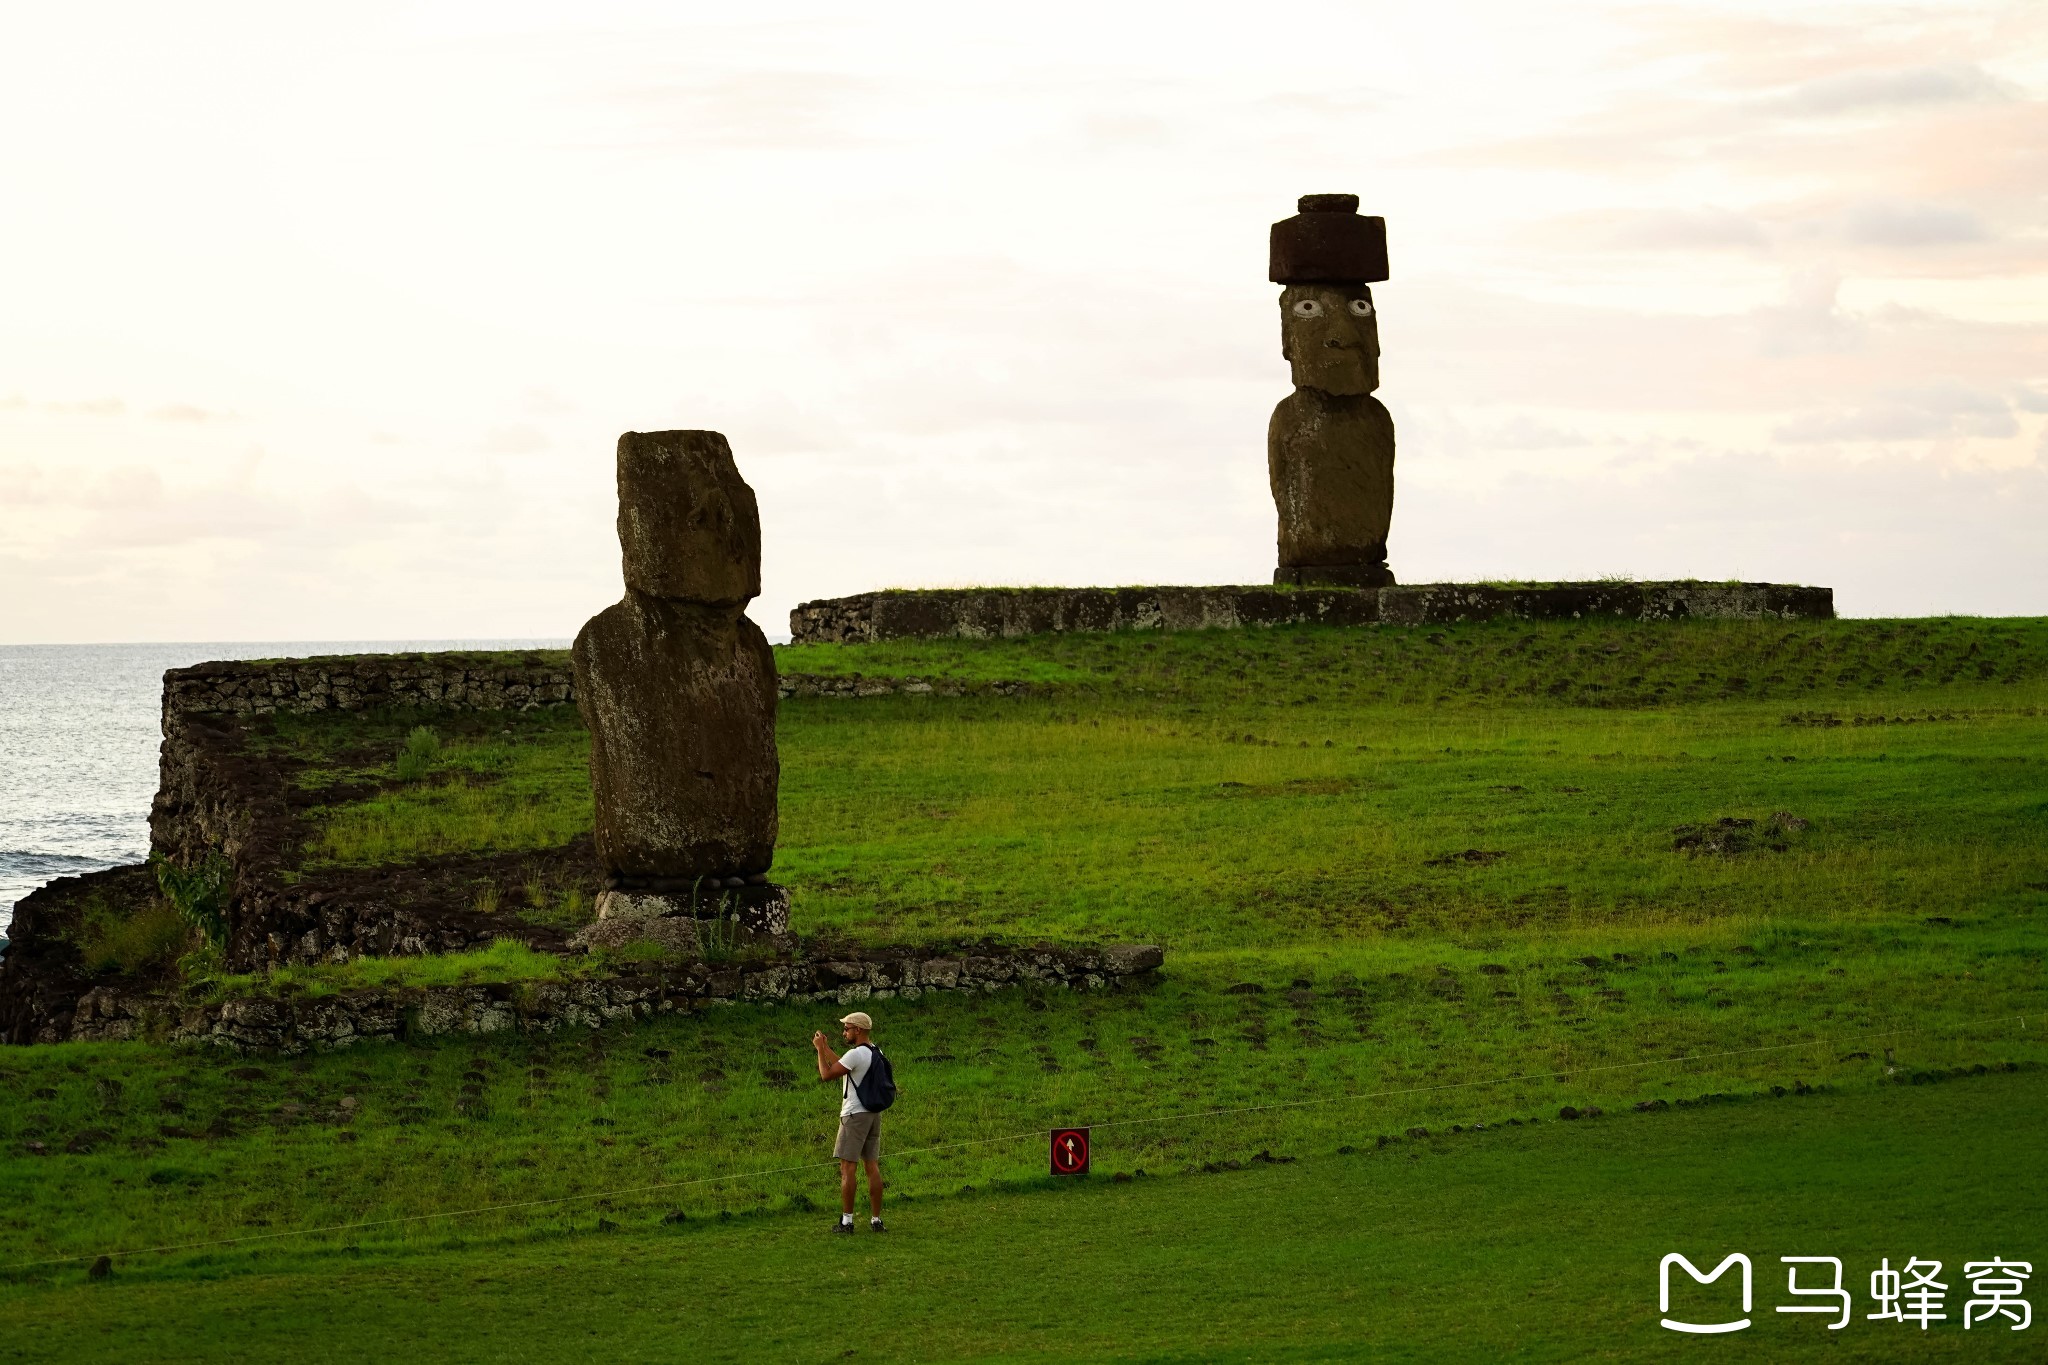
top-left (1279, 284), bottom-right (1380, 396)
top-left (615, 430), bottom-right (762, 606)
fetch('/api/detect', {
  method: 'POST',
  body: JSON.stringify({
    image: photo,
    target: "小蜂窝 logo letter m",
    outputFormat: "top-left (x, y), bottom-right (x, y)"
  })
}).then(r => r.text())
top-left (1661, 1253), bottom-right (1753, 1334)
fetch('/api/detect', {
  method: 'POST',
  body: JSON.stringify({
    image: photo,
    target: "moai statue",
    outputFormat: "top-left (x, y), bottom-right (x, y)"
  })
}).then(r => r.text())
top-left (1268, 193), bottom-right (1396, 588)
top-left (573, 430), bottom-right (787, 933)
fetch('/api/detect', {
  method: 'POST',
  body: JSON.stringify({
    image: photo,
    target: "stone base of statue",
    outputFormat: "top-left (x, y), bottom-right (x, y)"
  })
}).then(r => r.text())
top-left (573, 882), bottom-right (792, 956)
top-left (595, 881), bottom-right (790, 932)
top-left (1274, 563), bottom-right (1396, 589)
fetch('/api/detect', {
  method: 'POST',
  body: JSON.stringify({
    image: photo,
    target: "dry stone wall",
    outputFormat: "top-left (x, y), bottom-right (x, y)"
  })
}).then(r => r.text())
top-left (791, 586), bottom-right (1385, 645)
top-left (162, 654), bottom-right (576, 718)
top-left (790, 582), bottom-right (1834, 644)
top-left (59, 943), bottom-right (1166, 1053)
top-left (159, 653), bottom-right (1026, 724)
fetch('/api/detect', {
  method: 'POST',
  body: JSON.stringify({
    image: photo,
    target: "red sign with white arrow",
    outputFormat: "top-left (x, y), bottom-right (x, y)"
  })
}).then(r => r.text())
top-left (1050, 1127), bottom-right (1090, 1176)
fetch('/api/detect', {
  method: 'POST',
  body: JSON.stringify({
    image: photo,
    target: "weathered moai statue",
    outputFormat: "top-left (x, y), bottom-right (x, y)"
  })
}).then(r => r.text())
top-left (573, 430), bottom-right (787, 933)
top-left (1268, 193), bottom-right (1396, 588)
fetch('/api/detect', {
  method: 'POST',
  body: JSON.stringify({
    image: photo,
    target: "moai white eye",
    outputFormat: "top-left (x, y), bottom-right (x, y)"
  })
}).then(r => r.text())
top-left (1349, 298), bottom-right (1375, 317)
top-left (1291, 299), bottom-right (1323, 318)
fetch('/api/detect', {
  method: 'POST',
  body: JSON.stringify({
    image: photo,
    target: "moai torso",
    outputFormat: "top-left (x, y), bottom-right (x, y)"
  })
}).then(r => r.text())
top-left (573, 430), bottom-right (779, 887)
top-left (1267, 195), bottom-right (1396, 588)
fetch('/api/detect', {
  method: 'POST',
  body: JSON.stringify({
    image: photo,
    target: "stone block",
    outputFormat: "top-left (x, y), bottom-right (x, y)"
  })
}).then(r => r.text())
top-left (615, 430), bottom-right (761, 606)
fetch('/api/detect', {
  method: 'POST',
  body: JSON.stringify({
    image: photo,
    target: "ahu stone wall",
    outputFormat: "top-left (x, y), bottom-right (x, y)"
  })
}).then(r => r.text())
top-left (162, 653), bottom-right (578, 718)
top-left (790, 582), bottom-right (1834, 644)
top-left (160, 652), bottom-right (1033, 723)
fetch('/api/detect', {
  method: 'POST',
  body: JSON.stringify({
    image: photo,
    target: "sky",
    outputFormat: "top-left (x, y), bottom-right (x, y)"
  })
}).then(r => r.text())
top-left (2, 0), bottom-right (2044, 643)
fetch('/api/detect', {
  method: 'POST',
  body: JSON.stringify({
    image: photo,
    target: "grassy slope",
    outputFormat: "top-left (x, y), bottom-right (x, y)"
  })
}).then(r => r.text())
top-left (3, 617), bottom-right (2046, 1359)
top-left (4, 1071), bottom-right (2042, 1362)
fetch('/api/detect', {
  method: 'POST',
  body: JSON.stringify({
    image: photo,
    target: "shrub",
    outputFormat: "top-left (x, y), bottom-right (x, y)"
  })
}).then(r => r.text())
top-left (395, 725), bottom-right (441, 782)
top-left (151, 852), bottom-right (232, 946)
top-left (77, 897), bottom-right (192, 976)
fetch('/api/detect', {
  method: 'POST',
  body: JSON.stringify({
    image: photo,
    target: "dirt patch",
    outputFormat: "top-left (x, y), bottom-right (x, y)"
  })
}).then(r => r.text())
top-left (1424, 849), bottom-right (1507, 868)
top-left (1672, 812), bottom-right (1808, 856)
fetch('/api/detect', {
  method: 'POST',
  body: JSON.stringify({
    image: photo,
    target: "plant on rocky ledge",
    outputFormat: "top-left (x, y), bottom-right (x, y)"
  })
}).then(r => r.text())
top-left (75, 894), bottom-right (191, 976)
top-left (150, 851), bottom-right (232, 947)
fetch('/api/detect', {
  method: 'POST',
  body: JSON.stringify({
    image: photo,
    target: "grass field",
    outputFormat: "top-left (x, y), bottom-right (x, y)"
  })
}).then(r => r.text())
top-left (4, 615), bottom-right (2046, 1359)
top-left (4, 1070), bottom-right (2041, 1361)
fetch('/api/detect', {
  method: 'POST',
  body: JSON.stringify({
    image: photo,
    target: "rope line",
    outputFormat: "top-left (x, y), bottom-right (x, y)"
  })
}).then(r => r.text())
top-left (5, 1009), bottom-right (2033, 1274)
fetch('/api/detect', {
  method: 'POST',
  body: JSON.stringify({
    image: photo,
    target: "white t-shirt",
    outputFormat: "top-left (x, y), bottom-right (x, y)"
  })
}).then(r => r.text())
top-left (840, 1044), bottom-right (874, 1118)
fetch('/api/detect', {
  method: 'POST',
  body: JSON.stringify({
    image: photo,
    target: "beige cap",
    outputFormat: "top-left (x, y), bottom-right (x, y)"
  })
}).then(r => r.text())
top-left (839, 1011), bottom-right (874, 1030)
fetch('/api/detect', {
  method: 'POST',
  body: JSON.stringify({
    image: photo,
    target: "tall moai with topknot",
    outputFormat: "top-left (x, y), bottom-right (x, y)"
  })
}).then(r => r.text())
top-left (1267, 193), bottom-right (1396, 588)
top-left (573, 429), bottom-right (787, 932)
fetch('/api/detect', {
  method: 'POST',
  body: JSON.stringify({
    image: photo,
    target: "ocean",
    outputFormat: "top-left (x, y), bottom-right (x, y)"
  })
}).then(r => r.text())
top-left (0, 641), bottom-right (566, 942)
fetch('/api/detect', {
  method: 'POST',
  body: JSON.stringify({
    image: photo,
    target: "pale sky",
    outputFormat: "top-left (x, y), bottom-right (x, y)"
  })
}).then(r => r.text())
top-left (3, 0), bottom-right (2044, 643)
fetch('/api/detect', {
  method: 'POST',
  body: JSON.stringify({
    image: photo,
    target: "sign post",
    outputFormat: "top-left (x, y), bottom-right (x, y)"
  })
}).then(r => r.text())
top-left (1049, 1127), bottom-right (1090, 1177)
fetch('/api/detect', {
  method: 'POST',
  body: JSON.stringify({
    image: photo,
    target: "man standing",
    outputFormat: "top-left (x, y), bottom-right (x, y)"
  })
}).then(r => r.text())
top-left (813, 1011), bottom-right (886, 1234)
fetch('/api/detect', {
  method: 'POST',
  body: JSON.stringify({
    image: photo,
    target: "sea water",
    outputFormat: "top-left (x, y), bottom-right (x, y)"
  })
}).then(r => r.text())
top-left (0, 641), bottom-right (565, 942)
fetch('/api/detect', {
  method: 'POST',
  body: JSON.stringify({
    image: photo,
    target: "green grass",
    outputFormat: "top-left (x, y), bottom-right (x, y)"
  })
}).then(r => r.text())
top-left (3, 1070), bottom-right (2041, 1361)
top-left (5, 615), bottom-right (2046, 1359)
top-left (774, 614), bottom-right (2048, 697)
top-left (75, 897), bottom-right (191, 977)
top-left (206, 938), bottom-right (579, 998)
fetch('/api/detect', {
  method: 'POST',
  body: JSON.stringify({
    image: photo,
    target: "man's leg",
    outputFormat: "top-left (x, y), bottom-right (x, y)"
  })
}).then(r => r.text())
top-left (839, 1160), bottom-right (858, 1215)
top-left (862, 1157), bottom-right (883, 1217)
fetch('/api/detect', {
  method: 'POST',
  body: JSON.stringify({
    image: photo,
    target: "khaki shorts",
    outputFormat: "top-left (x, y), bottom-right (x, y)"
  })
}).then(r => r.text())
top-left (834, 1111), bottom-right (881, 1162)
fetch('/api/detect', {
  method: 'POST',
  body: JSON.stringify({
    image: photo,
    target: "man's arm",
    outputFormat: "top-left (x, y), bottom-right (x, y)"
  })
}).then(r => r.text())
top-left (813, 1031), bottom-right (850, 1081)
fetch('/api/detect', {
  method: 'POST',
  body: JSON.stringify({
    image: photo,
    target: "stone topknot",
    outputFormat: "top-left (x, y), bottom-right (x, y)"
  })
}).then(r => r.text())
top-left (1270, 193), bottom-right (1388, 285)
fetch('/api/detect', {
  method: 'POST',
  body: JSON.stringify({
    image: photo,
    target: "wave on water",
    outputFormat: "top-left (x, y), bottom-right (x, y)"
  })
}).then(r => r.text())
top-left (0, 850), bottom-right (121, 878)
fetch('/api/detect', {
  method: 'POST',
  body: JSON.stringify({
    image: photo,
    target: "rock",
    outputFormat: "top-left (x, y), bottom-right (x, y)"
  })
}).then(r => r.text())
top-left (576, 597), bottom-right (778, 880)
top-left (1268, 387), bottom-right (1394, 576)
top-left (1558, 1106), bottom-right (1581, 1120)
top-left (88, 1255), bottom-right (112, 1281)
top-left (1269, 196), bottom-right (1388, 286)
top-left (613, 430), bottom-right (760, 605)
top-left (575, 430), bottom-right (778, 884)
top-left (1105, 944), bottom-right (1164, 974)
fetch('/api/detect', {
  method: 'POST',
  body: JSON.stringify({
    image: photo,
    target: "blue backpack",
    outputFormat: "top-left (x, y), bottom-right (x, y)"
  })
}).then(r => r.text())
top-left (853, 1045), bottom-right (897, 1112)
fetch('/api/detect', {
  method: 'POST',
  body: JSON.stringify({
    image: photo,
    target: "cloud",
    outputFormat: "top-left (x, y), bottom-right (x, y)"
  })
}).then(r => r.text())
top-left (1839, 200), bottom-right (1989, 247)
top-left (43, 397), bottom-right (125, 416)
top-left (1780, 63), bottom-right (2012, 117)
top-left (596, 71), bottom-right (879, 150)
top-left (1607, 207), bottom-right (1770, 252)
top-left (1774, 383), bottom-right (2018, 443)
top-left (1484, 415), bottom-right (1593, 451)
top-left (479, 424), bottom-right (553, 454)
top-left (2014, 385), bottom-right (2048, 415)
top-left (152, 403), bottom-right (233, 422)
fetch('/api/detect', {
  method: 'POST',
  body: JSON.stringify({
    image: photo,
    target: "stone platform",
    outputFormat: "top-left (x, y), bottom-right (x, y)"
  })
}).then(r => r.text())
top-left (789, 582), bottom-right (1833, 645)
top-left (586, 881), bottom-right (792, 943)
